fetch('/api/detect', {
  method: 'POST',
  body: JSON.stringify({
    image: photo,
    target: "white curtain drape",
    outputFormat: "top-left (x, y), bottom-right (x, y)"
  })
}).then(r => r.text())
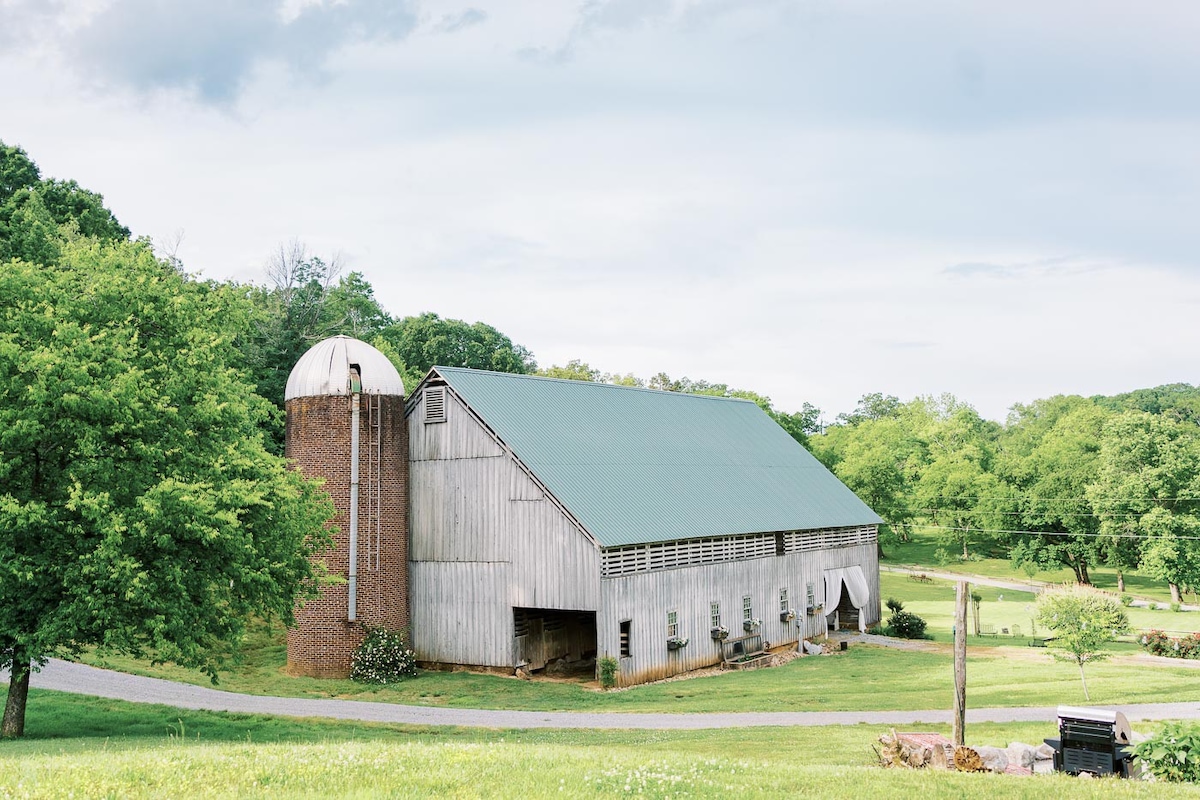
top-left (823, 565), bottom-right (871, 631)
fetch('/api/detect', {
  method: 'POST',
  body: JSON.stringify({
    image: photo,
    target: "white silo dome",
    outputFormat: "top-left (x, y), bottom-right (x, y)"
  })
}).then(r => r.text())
top-left (284, 335), bottom-right (405, 400)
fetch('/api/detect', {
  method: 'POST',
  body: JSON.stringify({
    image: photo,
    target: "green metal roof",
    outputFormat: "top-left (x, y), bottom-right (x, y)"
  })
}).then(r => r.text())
top-left (434, 367), bottom-right (883, 548)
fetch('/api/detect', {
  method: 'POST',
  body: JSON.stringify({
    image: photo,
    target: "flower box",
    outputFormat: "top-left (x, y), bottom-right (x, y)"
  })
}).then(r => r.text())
top-left (743, 618), bottom-right (761, 632)
top-left (667, 636), bottom-right (689, 650)
top-left (807, 605), bottom-right (823, 616)
top-left (780, 609), bottom-right (796, 622)
top-left (710, 626), bottom-right (729, 640)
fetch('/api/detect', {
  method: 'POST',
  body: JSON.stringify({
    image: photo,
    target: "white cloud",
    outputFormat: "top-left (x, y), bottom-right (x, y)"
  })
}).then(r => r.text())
top-left (2, 0), bottom-right (1199, 421)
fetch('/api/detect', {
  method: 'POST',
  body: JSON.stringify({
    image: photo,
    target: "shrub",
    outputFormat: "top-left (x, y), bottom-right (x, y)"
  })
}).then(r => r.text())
top-left (598, 655), bottom-right (619, 689)
top-left (1140, 629), bottom-right (1200, 659)
top-left (934, 548), bottom-right (951, 567)
top-left (1171, 602), bottom-right (1183, 613)
top-left (1120, 594), bottom-right (1133, 607)
top-left (1133, 721), bottom-right (1200, 783)
top-left (885, 597), bottom-right (904, 614)
top-left (349, 627), bottom-right (418, 684)
top-left (886, 609), bottom-right (928, 640)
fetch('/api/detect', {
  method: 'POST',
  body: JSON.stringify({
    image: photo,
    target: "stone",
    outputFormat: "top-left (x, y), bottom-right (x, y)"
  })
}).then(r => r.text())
top-left (803, 640), bottom-right (824, 655)
top-left (973, 746), bottom-right (1009, 774)
top-left (1005, 743), bottom-right (1036, 770)
top-left (1034, 743), bottom-right (1056, 761)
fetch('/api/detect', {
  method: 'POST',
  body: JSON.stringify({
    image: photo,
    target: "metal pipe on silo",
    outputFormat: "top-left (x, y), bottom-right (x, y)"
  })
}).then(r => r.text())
top-left (348, 368), bottom-right (362, 622)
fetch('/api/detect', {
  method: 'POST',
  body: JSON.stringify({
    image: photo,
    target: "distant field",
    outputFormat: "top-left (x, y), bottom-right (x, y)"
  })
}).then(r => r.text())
top-left (884, 529), bottom-right (1190, 607)
top-left (0, 691), bottom-right (1186, 799)
top-left (878, 572), bottom-right (1200, 646)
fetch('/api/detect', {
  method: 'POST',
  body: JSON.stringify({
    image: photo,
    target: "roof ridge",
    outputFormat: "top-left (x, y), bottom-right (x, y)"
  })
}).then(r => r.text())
top-left (434, 366), bottom-right (758, 405)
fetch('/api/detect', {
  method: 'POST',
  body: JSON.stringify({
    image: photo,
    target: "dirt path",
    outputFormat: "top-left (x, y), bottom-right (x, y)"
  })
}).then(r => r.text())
top-left (14, 659), bottom-right (1200, 730)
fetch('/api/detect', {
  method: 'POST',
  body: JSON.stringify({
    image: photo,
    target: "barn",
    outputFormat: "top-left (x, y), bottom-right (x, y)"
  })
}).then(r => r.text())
top-left (285, 336), bottom-right (882, 686)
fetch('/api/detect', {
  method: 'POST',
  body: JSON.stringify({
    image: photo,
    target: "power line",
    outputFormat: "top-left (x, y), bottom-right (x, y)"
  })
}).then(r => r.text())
top-left (908, 523), bottom-right (1200, 542)
top-left (917, 508), bottom-right (1146, 518)
top-left (921, 494), bottom-right (1198, 504)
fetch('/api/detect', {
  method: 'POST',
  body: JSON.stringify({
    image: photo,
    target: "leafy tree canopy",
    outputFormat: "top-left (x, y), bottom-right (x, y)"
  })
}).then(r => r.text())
top-left (0, 141), bottom-right (129, 260)
top-left (0, 238), bottom-right (333, 736)
top-left (378, 312), bottom-right (536, 380)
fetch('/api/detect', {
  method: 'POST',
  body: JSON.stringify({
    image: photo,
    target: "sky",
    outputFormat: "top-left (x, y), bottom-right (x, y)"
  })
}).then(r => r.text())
top-left (2, 0), bottom-right (1198, 423)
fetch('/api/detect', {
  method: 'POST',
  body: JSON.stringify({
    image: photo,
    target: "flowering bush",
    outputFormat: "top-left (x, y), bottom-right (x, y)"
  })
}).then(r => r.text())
top-left (350, 627), bottom-right (418, 684)
top-left (1141, 629), bottom-right (1200, 659)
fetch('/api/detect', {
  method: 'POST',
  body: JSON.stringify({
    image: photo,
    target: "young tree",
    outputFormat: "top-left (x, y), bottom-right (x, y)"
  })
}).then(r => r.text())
top-left (1035, 585), bottom-right (1130, 701)
top-left (0, 239), bottom-right (333, 737)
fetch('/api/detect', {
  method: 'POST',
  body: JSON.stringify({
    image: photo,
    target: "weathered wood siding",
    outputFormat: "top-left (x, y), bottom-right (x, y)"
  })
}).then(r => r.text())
top-left (599, 541), bottom-right (879, 686)
top-left (408, 386), bottom-right (601, 667)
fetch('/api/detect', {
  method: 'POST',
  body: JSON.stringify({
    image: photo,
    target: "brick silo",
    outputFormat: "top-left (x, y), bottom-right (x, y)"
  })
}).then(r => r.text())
top-left (284, 335), bottom-right (408, 677)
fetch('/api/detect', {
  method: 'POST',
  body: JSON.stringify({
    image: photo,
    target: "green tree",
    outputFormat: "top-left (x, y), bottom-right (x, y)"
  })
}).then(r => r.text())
top-left (907, 397), bottom-right (1004, 559)
top-left (538, 359), bottom-right (603, 382)
top-left (997, 397), bottom-right (1110, 584)
top-left (1090, 412), bottom-right (1200, 603)
top-left (0, 141), bottom-right (128, 253)
top-left (378, 312), bottom-right (536, 378)
top-left (237, 242), bottom-right (394, 450)
top-left (812, 416), bottom-right (919, 552)
top-left (1035, 584), bottom-right (1130, 700)
top-left (836, 392), bottom-right (902, 426)
top-left (0, 239), bottom-right (333, 737)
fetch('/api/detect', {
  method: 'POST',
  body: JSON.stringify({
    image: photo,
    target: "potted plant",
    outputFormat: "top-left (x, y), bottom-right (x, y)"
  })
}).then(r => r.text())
top-left (667, 636), bottom-right (689, 650)
top-left (780, 608), bottom-right (796, 622)
top-left (743, 618), bottom-right (761, 632)
top-left (808, 604), bottom-right (824, 616)
top-left (710, 625), bottom-right (729, 640)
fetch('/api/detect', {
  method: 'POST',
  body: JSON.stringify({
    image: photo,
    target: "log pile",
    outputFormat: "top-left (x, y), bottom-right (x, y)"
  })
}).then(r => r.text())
top-left (877, 730), bottom-right (954, 769)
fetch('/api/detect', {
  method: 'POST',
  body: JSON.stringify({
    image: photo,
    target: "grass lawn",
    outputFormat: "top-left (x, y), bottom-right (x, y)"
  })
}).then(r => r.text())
top-left (879, 572), bottom-right (1200, 645)
top-left (1, 691), bottom-right (1193, 799)
top-left (75, 618), bottom-right (1200, 714)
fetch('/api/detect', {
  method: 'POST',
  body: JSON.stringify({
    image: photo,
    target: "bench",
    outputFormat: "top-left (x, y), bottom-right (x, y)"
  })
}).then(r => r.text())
top-left (978, 624), bottom-right (997, 637)
top-left (721, 633), bottom-right (771, 670)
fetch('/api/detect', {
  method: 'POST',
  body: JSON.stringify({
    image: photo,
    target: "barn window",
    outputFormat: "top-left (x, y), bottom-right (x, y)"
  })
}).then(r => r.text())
top-left (619, 620), bottom-right (632, 658)
top-left (424, 386), bottom-right (447, 423)
top-left (775, 532), bottom-right (785, 556)
top-left (779, 588), bottom-right (789, 613)
top-left (666, 610), bottom-right (678, 639)
top-left (743, 595), bottom-right (753, 622)
top-left (806, 582), bottom-right (816, 612)
top-left (710, 601), bottom-right (721, 629)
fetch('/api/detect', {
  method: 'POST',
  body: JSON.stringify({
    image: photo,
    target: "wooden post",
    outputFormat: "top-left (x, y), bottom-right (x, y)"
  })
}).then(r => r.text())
top-left (953, 581), bottom-right (968, 747)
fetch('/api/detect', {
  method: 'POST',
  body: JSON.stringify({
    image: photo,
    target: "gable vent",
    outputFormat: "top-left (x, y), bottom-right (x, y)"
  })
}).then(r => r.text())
top-left (424, 386), bottom-right (447, 423)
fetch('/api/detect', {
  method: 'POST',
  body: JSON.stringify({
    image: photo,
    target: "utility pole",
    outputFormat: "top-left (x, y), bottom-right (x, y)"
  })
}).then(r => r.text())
top-left (953, 580), bottom-right (968, 747)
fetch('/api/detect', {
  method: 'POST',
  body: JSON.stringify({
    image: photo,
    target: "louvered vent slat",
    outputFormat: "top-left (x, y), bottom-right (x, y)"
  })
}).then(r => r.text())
top-left (424, 386), bottom-right (446, 423)
top-left (600, 526), bottom-right (878, 577)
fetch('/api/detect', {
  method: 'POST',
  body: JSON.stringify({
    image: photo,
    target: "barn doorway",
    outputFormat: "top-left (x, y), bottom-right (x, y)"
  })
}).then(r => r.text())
top-left (823, 565), bottom-right (870, 632)
top-left (834, 584), bottom-right (859, 630)
top-left (513, 608), bottom-right (597, 674)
